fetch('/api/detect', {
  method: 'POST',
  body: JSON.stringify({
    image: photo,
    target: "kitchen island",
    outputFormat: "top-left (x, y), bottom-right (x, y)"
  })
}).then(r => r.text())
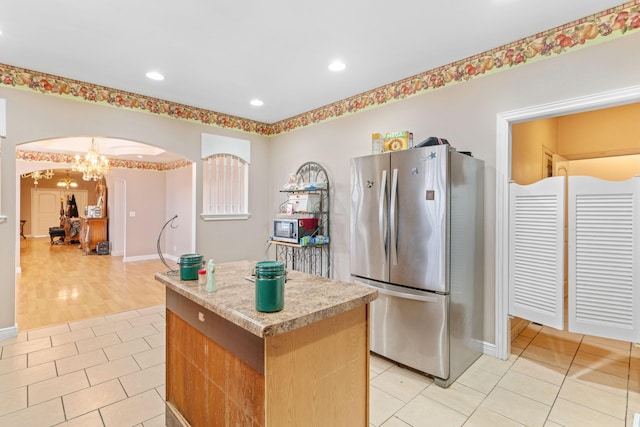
top-left (155, 260), bottom-right (377, 427)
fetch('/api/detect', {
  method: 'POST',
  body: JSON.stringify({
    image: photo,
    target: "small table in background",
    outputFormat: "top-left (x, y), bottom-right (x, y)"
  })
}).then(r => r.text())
top-left (20, 220), bottom-right (27, 239)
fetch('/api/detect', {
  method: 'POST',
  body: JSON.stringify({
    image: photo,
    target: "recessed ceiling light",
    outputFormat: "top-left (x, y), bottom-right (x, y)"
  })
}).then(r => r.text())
top-left (250, 99), bottom-right (264, 107)
top-left (328, 60), bottom-right (346, 72)
top-left (145, 71), bottom-right (164, 81)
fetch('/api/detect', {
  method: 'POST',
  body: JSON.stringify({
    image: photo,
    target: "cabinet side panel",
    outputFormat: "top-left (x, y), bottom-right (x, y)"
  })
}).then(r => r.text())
top-left (265, 305), bottom-right (369, 426)
top-left (167, 309), bottom-right (265, 427)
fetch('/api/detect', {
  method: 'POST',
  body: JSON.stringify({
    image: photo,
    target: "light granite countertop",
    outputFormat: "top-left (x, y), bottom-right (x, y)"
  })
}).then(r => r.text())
top-left (155, 260), bottom-right (377, 338)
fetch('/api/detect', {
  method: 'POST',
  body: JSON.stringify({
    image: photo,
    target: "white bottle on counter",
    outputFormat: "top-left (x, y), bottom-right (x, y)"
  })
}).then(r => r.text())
top-left (206, 259), bottom-right (216, 292)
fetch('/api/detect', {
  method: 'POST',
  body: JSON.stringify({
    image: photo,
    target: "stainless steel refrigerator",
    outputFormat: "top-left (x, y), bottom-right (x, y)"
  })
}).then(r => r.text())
top-left (350, 145), bottom-right (484, 387)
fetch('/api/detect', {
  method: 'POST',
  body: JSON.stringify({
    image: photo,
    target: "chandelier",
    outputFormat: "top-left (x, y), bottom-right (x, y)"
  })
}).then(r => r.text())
top-left (72, 138), bottom-right (110, 181)
top-left (21, 169), bottom-right (54, 187)
top-left (57, 171), bottom-right (78, 189)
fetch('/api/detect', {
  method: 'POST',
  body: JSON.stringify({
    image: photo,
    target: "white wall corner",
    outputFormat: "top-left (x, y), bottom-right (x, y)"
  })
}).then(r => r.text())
top-left (482, 341), bottom-right (497, 358)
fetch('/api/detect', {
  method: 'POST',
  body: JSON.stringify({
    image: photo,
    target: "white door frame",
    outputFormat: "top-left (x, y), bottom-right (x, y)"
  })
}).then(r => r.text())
top-left (495, 84), bottom-right (640, 360)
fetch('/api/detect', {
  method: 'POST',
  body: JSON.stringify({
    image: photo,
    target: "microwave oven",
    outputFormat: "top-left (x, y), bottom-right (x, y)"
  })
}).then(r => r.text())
top-left (272, 217), bottom-right (319, 243)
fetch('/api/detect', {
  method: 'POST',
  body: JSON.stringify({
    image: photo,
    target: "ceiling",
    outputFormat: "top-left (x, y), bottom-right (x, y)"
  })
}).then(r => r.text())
top-left (2, 1), bottom-right (626, 161)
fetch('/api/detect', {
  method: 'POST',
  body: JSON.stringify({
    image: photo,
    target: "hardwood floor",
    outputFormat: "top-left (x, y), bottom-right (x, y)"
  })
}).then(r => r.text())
top-left (16, 237), bottom-right (167, 331)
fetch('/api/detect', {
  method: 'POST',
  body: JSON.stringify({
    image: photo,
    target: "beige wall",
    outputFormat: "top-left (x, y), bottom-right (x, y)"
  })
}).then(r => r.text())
top-left (557, 103), bottom-right (640, 159)
top-left (512, 118), bottom-right (558, 185)
top-left (107, 167), bottom-right (167, 259)
top-left (565, 155), bottom-right (640, 180)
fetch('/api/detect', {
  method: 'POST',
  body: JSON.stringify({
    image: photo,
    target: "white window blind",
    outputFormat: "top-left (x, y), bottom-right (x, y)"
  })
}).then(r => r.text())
top-left (203, 154), bottom-right (248, 215)
top-left (200, 133), bottom-right (251, 221)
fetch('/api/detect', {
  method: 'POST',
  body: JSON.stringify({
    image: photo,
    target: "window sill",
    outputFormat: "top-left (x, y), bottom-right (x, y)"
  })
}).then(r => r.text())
top-left (200, 213), bottom-right (251, 221)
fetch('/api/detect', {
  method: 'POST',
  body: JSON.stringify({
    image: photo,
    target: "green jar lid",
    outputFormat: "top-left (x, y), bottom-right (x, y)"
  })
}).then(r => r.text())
top-left (179, 253), bottom-right (203, 264)
top-left (255, 261), bottom-right (285, 277)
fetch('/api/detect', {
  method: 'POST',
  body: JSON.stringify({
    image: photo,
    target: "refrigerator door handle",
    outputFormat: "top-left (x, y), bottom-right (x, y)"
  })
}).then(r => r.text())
top-left (369, 285), bottom-right (439, 303)
top-left (390, 168), bottom-right (399, 265)
top-left (379, 169), bottom-right (388, 260)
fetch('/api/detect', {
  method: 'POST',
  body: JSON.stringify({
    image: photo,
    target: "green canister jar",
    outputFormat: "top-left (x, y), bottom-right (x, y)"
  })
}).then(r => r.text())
top-left (178, 254), bottom-right (204, 281)
top-left (255, 261), bottom-right (285, 312)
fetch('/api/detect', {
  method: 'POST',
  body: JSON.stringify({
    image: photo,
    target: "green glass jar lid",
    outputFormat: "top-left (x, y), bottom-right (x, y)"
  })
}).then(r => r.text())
top-left (179, 253), bottom-right (204, 264)
top-left (255, 261), bottom-right (285, 277)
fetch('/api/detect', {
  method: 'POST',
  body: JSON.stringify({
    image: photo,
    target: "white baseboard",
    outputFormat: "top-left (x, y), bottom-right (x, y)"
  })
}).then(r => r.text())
top-left (0, 324), bottom-right (18, 341)
top-left (164, 254), bottom-right (179, 262)
top-left (123, 254), bottom-right (160, 263)
top-left (482, 341), bottom-right (497, 358)
top-left (122, 253), bottom-right (179, 264)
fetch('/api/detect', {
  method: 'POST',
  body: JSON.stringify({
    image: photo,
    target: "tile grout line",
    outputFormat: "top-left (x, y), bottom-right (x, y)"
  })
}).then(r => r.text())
top-left (541, 329), bottom-right (584, 425)
top-left (461, 352), bottom-right (521, 426)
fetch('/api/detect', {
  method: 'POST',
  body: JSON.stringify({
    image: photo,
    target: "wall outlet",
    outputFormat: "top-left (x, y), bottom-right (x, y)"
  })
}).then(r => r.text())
top-left (129, 211), bottom-right (136, 217)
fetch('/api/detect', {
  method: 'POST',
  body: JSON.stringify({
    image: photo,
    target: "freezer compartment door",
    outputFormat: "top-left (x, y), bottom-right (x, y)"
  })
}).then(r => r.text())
top-left (356, 278), bottom-right (449, 380)
top-left (389, 145), bottom-right (448, 293)
top-left (350, 153), bottom-right (390, 282)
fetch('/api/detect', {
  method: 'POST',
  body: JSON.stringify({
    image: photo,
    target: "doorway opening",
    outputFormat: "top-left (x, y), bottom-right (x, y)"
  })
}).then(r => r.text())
top-left (495, 85), bottom-right (640, 359)
top-left (16, 136), bottom-right (194, 331)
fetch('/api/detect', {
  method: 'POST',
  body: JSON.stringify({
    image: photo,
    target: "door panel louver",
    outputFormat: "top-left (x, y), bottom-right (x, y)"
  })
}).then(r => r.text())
top-left (568, 176), bottom-right (639, 342)
top-left (509, 177), bottom-right (565, 330)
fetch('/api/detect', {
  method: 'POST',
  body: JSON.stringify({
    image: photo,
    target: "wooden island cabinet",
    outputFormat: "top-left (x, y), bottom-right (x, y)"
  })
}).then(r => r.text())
top-left (155, 261), bottom-right (377, 427)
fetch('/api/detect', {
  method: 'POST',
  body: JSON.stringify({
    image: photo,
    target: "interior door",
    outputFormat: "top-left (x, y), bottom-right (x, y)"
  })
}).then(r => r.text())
top-left (32, 189), bottom-right (61, 236)
top-left (568, 176), bottom-right (639, 342)
top-left (509, 177), bottom-right (565, 329)
top-left (32, 189), bottom-right (89, 237)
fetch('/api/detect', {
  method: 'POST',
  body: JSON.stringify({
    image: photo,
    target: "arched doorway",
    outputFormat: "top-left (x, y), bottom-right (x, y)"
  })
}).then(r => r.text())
top-left (15, 136), bottom-right (195, 330)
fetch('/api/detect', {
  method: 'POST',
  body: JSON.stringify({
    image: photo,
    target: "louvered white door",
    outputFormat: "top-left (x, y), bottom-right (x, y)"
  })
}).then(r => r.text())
top-left (509, 177), bottom-right (565, 329)
top-left (568, 176), bottom-right (639, 342)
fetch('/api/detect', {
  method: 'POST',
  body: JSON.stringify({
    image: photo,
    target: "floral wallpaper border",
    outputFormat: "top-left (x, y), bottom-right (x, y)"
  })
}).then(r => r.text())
top-left (16, 150), bottom-right (191, 172)
top-left (1, 2), bottom-right (639, 137)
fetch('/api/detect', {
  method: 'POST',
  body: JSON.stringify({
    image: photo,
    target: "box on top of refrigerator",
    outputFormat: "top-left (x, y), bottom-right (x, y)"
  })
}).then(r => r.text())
top-left (384, 131), bottom-right (413, 152)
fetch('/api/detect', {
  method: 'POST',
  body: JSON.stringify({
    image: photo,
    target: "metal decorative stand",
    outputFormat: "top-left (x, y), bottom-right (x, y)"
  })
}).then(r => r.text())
top-left (274, 162), bottom-right (330, 277)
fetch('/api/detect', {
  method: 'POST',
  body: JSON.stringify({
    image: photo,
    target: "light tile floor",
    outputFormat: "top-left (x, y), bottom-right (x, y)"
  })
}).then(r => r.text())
top-left (1, 306), bottom-right (639, 426)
